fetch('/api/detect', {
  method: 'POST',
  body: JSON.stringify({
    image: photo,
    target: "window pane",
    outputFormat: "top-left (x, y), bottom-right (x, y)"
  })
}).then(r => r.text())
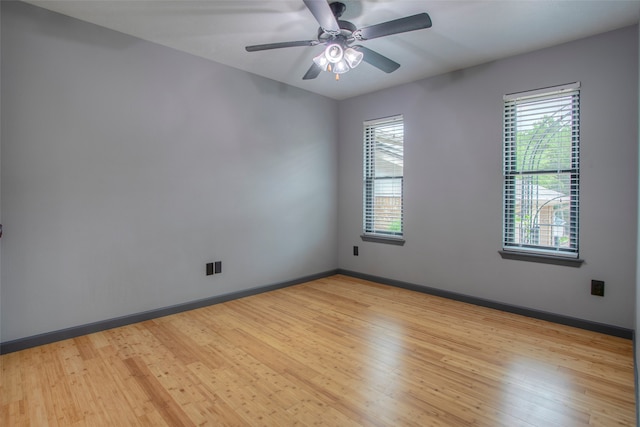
top-left (372, 177), bottom-right (402, 234)
top-left (506, 174), bottom-right (573, 249)
top-left (513, 95), bottom-right (575, 172)
top-left (373, 126), bottom-right (403, 178)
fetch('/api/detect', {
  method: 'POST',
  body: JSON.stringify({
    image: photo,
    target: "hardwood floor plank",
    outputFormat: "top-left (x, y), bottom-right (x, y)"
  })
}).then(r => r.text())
top-left (1, 274), bottom-right (635, 426)
top-left (123, 356), bottom-right (195, 427)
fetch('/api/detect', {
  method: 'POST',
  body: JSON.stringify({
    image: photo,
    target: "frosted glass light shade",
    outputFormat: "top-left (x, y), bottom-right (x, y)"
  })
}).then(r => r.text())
top-left (313, 51), bottom-right (329, 69)
top-left (344, 47), bottom-right (364, 69)
top-left (333, 59), bottom-right (349, 74)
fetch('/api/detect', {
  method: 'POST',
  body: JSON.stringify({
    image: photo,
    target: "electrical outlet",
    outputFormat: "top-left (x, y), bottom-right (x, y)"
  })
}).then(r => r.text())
top-left (353, 246), bottom-right (359, 256)
top-left (591, 280), bottom-right (604, 297)
top-left (214, 261), bottom-right (222, 274)
top-left (206, 262), bottom-right (214, 276)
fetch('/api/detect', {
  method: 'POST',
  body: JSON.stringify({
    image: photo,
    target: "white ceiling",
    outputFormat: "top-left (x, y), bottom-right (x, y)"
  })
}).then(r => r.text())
top-left (23, 0), bottom-right (640, 100)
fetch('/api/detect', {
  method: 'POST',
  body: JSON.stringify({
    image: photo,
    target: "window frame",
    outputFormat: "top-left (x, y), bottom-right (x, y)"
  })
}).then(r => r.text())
top-left (500, 83), bottom-right (583, 266)
top-left (361, 115), bottom-right (405, 246)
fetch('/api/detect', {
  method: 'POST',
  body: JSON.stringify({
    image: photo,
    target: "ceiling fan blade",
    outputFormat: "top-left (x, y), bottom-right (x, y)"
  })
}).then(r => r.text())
top-left (245, 40), bottom-right (318, 52)
top-left (303, 0), bottom-right (340, 32)
top-left (356, 13), bottom-right (432, 41)
top-left (302, 63), bottom-right (323, 80)
top-left (353, 46), bottom-right (400, 73)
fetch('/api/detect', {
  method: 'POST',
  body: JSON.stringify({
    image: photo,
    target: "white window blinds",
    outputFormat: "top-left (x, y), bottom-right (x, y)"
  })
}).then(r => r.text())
top-left (363, 115), bottom-right (404, 237)
top-left (503, 82), bottom-right (580, 257)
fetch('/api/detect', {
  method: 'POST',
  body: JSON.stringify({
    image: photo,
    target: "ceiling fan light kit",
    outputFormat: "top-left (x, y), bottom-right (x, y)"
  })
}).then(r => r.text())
top-left (245, 0), bottom-right (432, 81)
top-left (312, 43), bottom-right (363, 80)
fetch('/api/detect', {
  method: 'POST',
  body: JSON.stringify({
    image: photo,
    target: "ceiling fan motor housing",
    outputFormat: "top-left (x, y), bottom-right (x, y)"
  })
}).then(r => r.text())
top-left (318, 20), bottom-right (356, 45)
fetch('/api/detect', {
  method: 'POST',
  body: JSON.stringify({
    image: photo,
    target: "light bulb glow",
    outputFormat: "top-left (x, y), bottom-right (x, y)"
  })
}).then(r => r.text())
top-left (324, 44), bottom-right (344, 64)
top-left (344, 47), bottom-right (364, 69)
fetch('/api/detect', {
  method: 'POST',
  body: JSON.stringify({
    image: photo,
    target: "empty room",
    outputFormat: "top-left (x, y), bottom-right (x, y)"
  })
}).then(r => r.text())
top-left (1, 0), bottom-right (639, 425)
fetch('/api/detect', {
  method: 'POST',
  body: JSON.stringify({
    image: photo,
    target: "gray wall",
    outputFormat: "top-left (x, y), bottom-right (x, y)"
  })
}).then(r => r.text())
top-left (0, 3), bottom-right (3, 344)
top-left (1, 2), bottom-right (338, 342)
top-left (636, 21), bottom-right (640, 425)
top-left (338, 26), bottom-right (638, 329)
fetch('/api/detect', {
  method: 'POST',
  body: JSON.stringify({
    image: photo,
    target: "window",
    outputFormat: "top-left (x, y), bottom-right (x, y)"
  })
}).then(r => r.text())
top-left (502, 83), bottom-right (580, 263)
top-left (362, 115), bottom-right (404, 245)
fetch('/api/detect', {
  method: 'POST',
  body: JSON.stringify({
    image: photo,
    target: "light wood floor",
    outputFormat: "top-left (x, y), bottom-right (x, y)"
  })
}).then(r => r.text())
top-left (1, 275), bottom-right (635, 426)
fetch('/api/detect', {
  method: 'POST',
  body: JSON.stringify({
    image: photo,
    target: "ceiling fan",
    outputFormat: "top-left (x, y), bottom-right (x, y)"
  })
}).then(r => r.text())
top-left (245, 0), bottom-right (432, 80)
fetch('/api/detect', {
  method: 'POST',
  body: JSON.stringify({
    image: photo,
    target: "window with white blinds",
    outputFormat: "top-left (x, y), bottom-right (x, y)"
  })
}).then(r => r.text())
top-left (363, 115), bottom-right (404, 241)
top-left (503, 82), bottom-right (580, 258)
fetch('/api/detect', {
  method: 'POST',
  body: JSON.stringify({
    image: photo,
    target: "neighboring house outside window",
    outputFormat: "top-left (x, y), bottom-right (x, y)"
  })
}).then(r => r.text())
top-left (362, 115), bottom-right (405, 245)
top-left (501, 83), bottom-right (581, 265)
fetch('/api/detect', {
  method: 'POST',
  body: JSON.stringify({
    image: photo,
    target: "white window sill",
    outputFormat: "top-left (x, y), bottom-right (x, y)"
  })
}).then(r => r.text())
top-left (361, 234), bottom-right (405, 246)
top-left (499, 250), bottom-right (584, 267)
